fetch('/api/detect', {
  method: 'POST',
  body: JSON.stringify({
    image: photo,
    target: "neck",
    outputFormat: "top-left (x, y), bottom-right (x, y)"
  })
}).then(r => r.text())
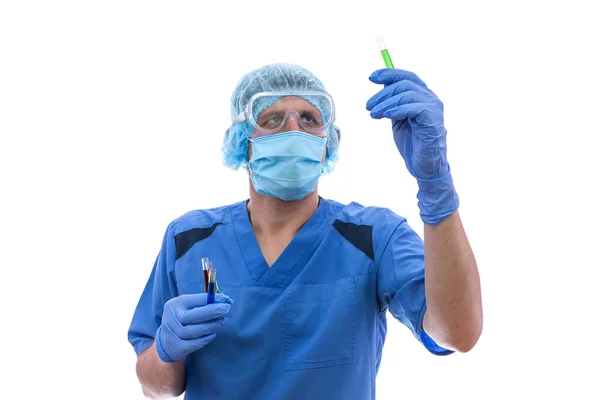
top-left (246, 184), bottom-right (320, 237)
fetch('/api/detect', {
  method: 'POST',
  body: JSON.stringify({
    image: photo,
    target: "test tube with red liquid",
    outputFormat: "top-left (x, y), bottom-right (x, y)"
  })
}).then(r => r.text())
top-left (201, 257), bottom-right (210, 293)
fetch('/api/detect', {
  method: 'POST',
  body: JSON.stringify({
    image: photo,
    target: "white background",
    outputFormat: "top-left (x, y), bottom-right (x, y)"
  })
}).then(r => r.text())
top-left (1, 1), bottom-right (599, 399)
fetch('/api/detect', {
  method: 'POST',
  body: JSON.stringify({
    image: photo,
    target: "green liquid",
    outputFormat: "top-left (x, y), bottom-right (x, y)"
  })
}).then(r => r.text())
top-left (381, 49), bottom-right (394, 68)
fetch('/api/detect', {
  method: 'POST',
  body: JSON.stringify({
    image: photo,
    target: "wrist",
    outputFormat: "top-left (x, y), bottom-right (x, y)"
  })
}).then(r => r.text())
top-left (155, 326), bottom-right (177, 364)
top-left (416, 167), bottom-right (459, 226)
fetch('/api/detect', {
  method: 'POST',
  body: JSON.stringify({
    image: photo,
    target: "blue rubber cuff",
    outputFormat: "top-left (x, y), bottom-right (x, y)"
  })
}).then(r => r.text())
top-left (416, 167), bottom-right (459, 226)
top-left (155, 326), bottom-right (178, 364)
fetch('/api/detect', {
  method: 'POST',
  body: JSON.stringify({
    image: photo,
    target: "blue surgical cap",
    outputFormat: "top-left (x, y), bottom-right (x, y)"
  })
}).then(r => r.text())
top-left (222, 63), bottom-right (340, 174)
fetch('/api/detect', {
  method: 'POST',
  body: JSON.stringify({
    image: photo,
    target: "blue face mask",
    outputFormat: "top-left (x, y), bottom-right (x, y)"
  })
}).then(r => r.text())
top-left (248, 131), bottom-right (327, 201)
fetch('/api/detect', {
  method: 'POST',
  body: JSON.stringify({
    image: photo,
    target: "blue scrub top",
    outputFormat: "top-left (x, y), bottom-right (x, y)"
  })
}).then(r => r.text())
top-left (128, 198), bottom-right (452, 400)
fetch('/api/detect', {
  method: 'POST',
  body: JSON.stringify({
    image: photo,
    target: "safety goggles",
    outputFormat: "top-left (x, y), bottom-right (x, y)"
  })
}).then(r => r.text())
top-left (233, 91), bottom-right (335, 137)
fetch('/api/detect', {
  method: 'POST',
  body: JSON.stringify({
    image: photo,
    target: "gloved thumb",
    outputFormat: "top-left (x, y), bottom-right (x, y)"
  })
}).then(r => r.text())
top-left (369, 68), bottom-right (428, 87)
top-left (368, 68), bottom-right (391, 83)
top-left (213, 292), bottom-right (234, 305)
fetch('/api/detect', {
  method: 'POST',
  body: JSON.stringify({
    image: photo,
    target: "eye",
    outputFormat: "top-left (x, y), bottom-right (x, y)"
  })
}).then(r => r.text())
top-left (259, 113), bottom-right (283, 128)
top-left (300, 112), bottom-right (322, 127)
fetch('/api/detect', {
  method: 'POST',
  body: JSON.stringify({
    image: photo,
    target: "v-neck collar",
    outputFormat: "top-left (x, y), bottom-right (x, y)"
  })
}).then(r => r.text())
top-left (230, 197), bottom-right (331, 288)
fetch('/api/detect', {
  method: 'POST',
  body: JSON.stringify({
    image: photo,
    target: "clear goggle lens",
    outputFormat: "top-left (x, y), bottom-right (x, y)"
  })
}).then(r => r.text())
top-left (234, 91), bottom-right (335, 137)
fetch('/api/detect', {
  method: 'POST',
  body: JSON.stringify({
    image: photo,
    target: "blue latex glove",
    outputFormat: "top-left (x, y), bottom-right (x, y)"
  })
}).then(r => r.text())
top-left (366, 68), bottom-right (459, 225)
top-left (155, 293), bottom-right (233, 363)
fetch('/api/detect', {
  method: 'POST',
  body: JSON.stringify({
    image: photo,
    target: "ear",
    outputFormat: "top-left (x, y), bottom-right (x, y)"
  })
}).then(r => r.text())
top-left (335, 127), bottom-right (341, 142)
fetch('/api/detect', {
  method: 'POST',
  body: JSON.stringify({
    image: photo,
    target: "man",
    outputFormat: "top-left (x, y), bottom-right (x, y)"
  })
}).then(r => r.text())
top-left (128, 63), bottom-right (483, 399)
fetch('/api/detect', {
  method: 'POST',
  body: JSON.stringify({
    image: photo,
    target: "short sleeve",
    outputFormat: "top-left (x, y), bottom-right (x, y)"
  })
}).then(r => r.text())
top-left (376, 220), bottom-right (453, 356)
top-left (127, 223), bottom-right (179, 356)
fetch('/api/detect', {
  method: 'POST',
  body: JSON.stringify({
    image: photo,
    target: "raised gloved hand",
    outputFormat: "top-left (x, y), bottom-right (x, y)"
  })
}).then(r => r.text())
top-left (366, 68), bottom-right (459, 225)
top-left (155, 293), bottom-right (233, 363)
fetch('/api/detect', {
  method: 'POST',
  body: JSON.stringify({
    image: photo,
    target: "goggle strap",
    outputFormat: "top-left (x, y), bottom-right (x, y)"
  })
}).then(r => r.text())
top-left (233, 113), bottom-right (246, 124)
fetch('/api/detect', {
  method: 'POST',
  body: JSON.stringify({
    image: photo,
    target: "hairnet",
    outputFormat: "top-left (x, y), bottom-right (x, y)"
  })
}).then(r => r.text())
top-left (222, 63), bottom-right (340, 174)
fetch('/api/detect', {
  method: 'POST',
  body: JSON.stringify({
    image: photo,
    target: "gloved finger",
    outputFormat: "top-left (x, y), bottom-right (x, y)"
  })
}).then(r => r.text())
top-left (382, 103), bottom-right (435, 121)
top-left (370, 91), bottom-right (430, 119)
top-left (175, 293), bottom-right (234, 310)
top-left (186, 332), bottom-right (217, 351)
top-left (179, 317), bottom-right (229, 340)
top-left (369, 68), bottom-right (428, 88)
top-left (158, 322), bottom-right (182, 343)
top-left (366, 80), bottom-right (431, 111)
top-left (178, 302), bottom-right (231, 325)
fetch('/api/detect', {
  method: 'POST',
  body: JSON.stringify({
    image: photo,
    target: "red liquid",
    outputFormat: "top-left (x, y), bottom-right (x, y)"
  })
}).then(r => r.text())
top-left (203, 270), bottom-right (209, 292)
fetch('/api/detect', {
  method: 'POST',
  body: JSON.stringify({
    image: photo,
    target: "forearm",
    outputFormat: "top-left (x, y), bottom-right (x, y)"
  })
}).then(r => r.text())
top-left (136, 341), bottom-right (186, 399)
top-left (423, 210), bottom-right (483, 352)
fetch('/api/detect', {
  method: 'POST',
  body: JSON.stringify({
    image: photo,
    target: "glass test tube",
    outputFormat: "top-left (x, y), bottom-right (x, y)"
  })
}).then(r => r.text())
top-left (201, 257), bottom-right (210, 293)
top-left (376, 36), bottom-right (394, 68)
top-left (207, 267), bottom-right (217, 304)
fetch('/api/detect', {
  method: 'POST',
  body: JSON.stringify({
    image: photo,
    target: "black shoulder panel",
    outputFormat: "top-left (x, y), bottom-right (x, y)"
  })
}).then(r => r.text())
top-left (332, 219), bottom-right (374, 261)
top-left (174, 223), bottom-right (221, 260)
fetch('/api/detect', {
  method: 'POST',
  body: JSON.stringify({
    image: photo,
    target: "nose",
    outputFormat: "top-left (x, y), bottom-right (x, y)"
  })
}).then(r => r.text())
top-left (281, 114), bottom-right (301, 132)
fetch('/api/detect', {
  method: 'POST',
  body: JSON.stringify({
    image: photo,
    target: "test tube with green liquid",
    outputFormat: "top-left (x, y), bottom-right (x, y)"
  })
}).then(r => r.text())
top-left (376, 37), bottom-right (394, 68)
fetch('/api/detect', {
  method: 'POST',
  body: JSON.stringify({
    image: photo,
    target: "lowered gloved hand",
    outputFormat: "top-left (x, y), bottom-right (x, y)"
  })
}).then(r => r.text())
top-left (366, 68), bottom-right (459, 226)
top-left (155, 293), bottom-right (233, 363)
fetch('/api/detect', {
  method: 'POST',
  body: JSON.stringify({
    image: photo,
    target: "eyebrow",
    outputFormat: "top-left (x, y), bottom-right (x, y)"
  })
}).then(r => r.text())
top-left (267, 97), bottom-right (318, 110)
